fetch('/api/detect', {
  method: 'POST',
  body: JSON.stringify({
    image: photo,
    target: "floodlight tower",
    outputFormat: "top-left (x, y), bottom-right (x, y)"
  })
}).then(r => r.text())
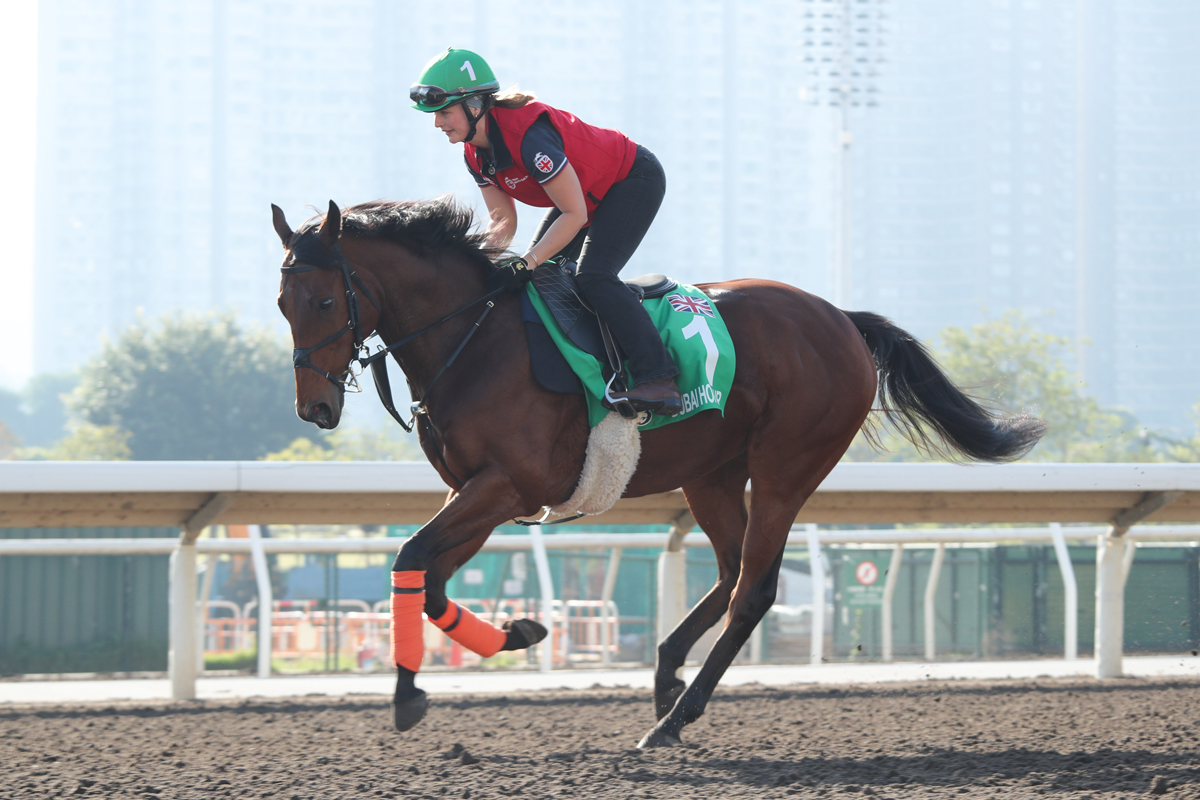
top-left (802, 0), bottom-right (887, 308)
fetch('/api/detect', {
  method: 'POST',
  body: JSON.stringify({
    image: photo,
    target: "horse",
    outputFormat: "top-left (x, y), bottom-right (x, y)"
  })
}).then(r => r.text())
top-left (272, 197), bottom-right (1044, 748)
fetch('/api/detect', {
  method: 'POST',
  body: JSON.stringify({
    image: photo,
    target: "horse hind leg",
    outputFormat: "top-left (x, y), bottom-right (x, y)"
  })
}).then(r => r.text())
top-left (639, 452), bottom-right (837, 748)
top-left (654, 457), bottom-right (748, 720)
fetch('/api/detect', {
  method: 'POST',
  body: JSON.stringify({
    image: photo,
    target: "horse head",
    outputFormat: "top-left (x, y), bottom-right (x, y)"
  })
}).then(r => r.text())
top-left (273, 200), bottom-right (378, 429)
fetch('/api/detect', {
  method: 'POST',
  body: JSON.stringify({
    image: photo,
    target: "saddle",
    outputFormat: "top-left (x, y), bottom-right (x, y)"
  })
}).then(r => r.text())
top-left (524, 259), bottom-right (676, 415)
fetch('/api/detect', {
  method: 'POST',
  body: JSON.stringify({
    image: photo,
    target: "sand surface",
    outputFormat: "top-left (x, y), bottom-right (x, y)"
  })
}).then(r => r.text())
top-left (4, 677), bottom-right (1200, 798)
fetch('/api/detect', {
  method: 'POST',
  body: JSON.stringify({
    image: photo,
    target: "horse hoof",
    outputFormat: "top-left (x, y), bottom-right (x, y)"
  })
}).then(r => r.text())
top-left (501, 618), bottom-right (548, 651)
top-left (392, 689), bottom-right (428, 732)
top-left (637, 727), bottom-right (682, 749)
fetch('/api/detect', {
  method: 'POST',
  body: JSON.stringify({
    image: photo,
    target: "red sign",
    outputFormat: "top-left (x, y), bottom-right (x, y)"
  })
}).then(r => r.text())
top-left (855, 560), bottom-right (879, 586)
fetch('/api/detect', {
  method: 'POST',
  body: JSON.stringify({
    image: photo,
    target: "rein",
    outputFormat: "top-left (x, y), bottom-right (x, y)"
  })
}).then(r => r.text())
top-left (358, 287), bottom-right (503, 432)
top-left (281, 243), bottom-right (504, 488)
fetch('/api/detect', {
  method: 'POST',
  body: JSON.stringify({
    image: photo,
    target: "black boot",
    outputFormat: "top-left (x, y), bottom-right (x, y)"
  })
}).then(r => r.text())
top-left (607, 377), bottom-right (683, 416)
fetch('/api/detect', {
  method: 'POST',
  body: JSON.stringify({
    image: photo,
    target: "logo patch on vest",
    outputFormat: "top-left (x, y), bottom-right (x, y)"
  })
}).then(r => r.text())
top-left (533, 152), bottom-right (555, 174)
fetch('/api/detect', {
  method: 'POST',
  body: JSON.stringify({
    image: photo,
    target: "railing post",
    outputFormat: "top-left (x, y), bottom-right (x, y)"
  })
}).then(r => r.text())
top-left (169, 538), bottom-right (199, 700)
top-left (924, 543), bottom-right (946, 661)
top-left (196, 548), bottom-right (218, 673)
top-left (657, 512), bottom-right (694, 658)
top-left (805, 524), bottom-right (825, 665)
top-left (749, 617), bottom-right (765, 664)
top-left (1096, 492), bottom-right (1181, 678)
top-left (170, 492), bottom-right (233, 700)
top-left (1095, 531), bottom-right (1127, 678)
top-left (1050, 523), bottom-right (1078, 660)
top-left (528, 524), bottom-right (555, 673)
top-left (600, 547), bottom-right (622, 666)
top-left (249, 525), bottom-right (273, 679)
top-left (881, 544), bottom-right (904, 663)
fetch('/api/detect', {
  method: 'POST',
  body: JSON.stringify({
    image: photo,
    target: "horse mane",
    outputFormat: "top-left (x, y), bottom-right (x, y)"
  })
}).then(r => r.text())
top-left (296, 196), bottom-right (507, 269)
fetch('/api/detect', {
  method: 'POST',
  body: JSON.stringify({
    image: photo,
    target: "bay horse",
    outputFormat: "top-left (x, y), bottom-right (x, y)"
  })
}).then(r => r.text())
top-left (272, 198), bottom-right (1044, 748)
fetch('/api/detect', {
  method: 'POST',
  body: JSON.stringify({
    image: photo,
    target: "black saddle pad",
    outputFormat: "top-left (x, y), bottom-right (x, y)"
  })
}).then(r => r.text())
top-left (522, 262), bottom-right (678, 396)
top-left (521, 290), bottom-right (585, 396)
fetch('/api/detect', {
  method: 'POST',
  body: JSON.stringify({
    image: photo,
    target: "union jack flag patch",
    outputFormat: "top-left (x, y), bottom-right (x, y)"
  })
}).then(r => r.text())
top-left (667, 293), bottom-right (715, 317)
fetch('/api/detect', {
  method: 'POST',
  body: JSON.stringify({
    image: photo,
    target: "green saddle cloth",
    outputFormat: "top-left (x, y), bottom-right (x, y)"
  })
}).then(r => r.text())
top-left (524, 282), bottom-right (736, 430)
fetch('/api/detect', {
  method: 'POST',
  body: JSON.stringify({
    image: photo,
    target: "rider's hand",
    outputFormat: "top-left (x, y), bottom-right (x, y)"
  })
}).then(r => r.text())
top-left (493, 256), bottom-right (534, 292)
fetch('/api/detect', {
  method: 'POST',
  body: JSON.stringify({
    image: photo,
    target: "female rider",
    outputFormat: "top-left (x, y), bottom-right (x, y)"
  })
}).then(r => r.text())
top-left (410, 47), bottom-right (682, 415)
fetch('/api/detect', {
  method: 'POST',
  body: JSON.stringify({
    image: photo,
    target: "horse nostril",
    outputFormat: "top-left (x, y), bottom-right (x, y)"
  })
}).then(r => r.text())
top-left (310, 402), bottom-right (334, 428)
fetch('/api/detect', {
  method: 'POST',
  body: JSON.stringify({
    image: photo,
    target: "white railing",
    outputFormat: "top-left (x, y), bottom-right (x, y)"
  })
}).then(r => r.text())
top-left (4, 523), bottom-right (1200, 699)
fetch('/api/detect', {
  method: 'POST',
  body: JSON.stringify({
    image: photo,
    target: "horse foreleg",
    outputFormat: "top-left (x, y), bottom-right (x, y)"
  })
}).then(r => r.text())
top-left (389, 468), bottom-right (525, 733)
top-left (423, 542), bottom-right (549, 658)
top-left (654, 460), bottom-right (748, 719)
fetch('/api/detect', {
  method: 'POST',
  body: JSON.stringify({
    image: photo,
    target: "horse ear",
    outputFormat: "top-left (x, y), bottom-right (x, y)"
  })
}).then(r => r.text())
top-left (318, 200), bottom-right (342, 248)
top-left (271, 204), bottom-right (293, 248)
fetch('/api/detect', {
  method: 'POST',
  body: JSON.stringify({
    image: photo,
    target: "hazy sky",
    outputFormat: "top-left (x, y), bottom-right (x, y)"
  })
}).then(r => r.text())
top-left (0, 4), bottom-right (37, 390)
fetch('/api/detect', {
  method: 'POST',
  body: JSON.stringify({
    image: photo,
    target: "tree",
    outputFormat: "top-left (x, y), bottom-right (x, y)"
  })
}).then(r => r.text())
top-left (0, 421), bottom-right (17, 459)
top-left (67, 313), bottom-right (316, 460)
top-left (845, 311), bottom-right (1155, 462)
top-left (264, 423), bottom-right (423, 461)
top-left (15, 424), bottom-right (131, 461)
top-left (1156, 401), bottom-right (1200, 462)
top-left (0, 372), bottom-right (79, 447)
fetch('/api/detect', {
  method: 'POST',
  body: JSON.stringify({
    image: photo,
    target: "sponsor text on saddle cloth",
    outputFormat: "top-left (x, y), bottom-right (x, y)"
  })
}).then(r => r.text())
top-left (525, 282), bottom-right (736, 430)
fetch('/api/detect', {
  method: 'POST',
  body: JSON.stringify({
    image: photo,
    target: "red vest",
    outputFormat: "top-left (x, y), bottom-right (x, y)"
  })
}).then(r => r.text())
top-left (464, 102), bottom-right (638, 223)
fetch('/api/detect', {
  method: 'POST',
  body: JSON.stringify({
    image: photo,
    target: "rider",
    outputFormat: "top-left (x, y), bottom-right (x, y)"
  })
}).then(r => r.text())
top-left (410, 47), bottom-right (683, 416)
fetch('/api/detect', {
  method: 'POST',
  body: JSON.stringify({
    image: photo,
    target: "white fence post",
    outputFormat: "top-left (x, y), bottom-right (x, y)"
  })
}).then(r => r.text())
top-left (1095, 532), bottom-right (1127, 678)
top-left (1095, 491), bottom-right (1180, 679)
top-left (168, 541), bottom-right (199, 700)
top-left (196, 549), bottom-right (218, 673)
top-left (749, 618), bottom-right (765, 664)
top-left (528, 524), bottom-right (555, 673)
top-left (1050, 523), bottom-right (1078, 660)
top-left (923, 543), bottom-right (946, 661)
top-left (881, 544), bottom-right (904, 663)
top-left (806, 524), bottom-right (825, 665)
top-left (656, 514), bottom-right (693, 668)
top-left (656, 550), bottom-right (687, 647)
top-left (249, 525), bottom-right (273, 679)
top-left (600, 547), bottom-right (622, 666)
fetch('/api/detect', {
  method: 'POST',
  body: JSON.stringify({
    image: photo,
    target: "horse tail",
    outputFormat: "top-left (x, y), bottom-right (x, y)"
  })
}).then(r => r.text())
top-left (844, 310), bottom-right (1045, 463)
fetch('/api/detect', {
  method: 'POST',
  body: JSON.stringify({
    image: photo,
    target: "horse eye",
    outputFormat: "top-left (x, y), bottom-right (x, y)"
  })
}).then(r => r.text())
top-left (318, 298), bottom-right (334, 312)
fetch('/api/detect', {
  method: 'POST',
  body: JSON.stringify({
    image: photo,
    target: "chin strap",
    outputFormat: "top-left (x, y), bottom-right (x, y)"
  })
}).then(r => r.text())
top-left (462, 94), bottom-right (492, 144)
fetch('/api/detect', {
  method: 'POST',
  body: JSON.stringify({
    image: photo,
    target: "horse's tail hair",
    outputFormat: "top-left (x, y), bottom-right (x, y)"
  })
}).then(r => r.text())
top-left (844, 310), bottom-right (1045, 463)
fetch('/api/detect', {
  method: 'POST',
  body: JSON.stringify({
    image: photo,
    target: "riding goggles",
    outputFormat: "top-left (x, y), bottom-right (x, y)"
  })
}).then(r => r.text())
top-left (409, 81), bottom-right (499, 109)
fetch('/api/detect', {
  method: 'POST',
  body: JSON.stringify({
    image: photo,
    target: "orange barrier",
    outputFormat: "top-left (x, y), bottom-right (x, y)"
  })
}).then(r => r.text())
top-left (200, 597), bottom-right (621, 670)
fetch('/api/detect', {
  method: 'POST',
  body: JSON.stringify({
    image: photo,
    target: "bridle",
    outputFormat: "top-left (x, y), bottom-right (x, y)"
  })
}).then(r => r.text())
top-left (281, 240), bottom-right (377, 391)
top-left (281, 239), bottom-right (502, 436)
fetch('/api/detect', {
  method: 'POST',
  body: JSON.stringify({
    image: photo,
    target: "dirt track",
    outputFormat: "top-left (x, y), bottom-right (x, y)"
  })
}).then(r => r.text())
top-left (3, 677), bottom-right (1200, 799)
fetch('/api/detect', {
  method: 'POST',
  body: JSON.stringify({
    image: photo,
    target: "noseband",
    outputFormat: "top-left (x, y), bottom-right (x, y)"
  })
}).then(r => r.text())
top-left (281, 240), bottom-right (503, 434)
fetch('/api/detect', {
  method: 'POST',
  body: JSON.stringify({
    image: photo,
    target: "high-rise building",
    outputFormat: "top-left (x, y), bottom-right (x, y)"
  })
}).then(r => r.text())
top-left (33, 0), bottom-right (1200, 432)
top-left (844, 0), bottom-right (1200, 432)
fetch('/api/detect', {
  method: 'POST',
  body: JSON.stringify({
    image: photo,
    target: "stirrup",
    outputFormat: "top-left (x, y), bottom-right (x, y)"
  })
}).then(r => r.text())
top-left (603, 374), bottom-right (639, 420)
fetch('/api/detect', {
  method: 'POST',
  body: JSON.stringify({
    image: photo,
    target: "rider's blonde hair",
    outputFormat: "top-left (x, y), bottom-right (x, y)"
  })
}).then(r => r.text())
top-left (493, 86), bottom-right (536, 109)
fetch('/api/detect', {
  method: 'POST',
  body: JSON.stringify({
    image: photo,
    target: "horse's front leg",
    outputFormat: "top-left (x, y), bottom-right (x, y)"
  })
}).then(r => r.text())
top-left (423, 542), bottom-right (549, 656)
top-left (388, 468), bottom-right (530, 733)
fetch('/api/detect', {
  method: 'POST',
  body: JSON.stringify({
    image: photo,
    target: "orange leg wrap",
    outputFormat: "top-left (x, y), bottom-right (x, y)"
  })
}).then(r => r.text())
top-left (430, 601), bottom-right (508, 658)
top-left (390, 570), bottom-right (426, 672)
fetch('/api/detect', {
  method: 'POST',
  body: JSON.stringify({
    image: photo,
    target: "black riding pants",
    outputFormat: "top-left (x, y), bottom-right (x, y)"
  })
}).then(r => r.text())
top-left (530, 144), bottom-right (678, 385)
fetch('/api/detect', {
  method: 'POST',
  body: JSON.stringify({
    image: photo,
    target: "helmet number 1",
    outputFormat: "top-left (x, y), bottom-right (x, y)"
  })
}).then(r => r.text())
top-left (460, 60), bottom-right (476, 82)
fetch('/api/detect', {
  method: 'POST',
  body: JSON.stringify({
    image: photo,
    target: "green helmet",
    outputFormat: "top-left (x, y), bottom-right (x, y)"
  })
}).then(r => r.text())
top-left (410, 48), bottom-right (499, 112)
